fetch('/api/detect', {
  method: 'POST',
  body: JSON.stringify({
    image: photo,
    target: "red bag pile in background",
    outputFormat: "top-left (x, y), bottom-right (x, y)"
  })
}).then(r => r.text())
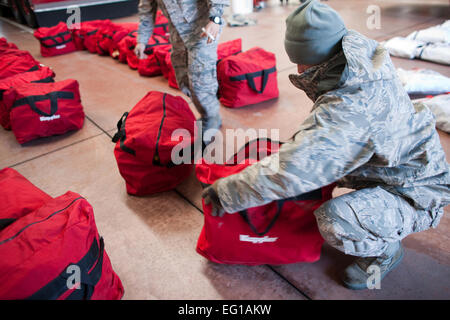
top-left (34, 22), bottom-right (77, 57)
top-left (0, 66), bottom-right (55, 130)
top-left (4, 79), bottom-right (85, 144)
top-left (137, 35), bottom-right (171, 77)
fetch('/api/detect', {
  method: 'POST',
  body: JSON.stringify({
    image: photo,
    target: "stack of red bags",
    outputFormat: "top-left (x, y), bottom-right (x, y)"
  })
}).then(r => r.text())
top-left (0, 38), bottom-right (85, 144)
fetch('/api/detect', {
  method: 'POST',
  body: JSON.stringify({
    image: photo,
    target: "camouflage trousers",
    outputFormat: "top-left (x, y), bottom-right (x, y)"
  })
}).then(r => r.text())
top-left (166, 18), bottom-right (221, 119)
top-left (314, 186), bottom-right (436, 257)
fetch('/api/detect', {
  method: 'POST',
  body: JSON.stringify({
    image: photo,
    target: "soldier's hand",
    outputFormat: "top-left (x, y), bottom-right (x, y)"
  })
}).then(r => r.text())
top-left (201, 182), bottom-right (226, 217)
top-left (201, 21), bottom-right (220, 44)
top-left (134, 43), bottom-right (147, 59)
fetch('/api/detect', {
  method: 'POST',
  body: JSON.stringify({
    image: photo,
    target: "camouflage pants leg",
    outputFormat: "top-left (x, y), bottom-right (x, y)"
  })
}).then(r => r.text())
top-left (314, 186), bottom-right (434, 257)
top-left (186, 37), bottom-right (220, 118)
top-left (168, 22), bottom-right (190, 95)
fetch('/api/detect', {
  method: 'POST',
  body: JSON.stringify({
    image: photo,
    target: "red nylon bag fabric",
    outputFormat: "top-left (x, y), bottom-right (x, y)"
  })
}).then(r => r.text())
top-left (113, 91), bottom-right (196, 195)
top-left (5, 79), bottom-right (85, 144)
top-left (218, 47), bottom-right (279, 108)
top-left (109, 23), bottom-right (138, 58)
top-left (153, 10), bottom-right (170, 36)
top-left (0, 191), bottom-right (124, 300)
top-left (0, 167), bottom-right (51, 224)
top-left (0, 37), bottom-right (18, 50)
top-left (116, 29), bottom-right (138, 63)
top-left (82, 20), bottom-right (113, 54)
top-left (0, 49), bottom-right (41, 80)
top-left (154, 45), bottom-right (172, 79)
top-left (34, 22), bottom-right (77, 57)
top-left (217, 38), bottom-right (242, 62)
top-left (0, 66), bottom-right (55, 130)
top-left (195, 139), bottom-right (334, 266)
top-left (137, 35), bottom-right (171, 77)
top-left (165, 53), bottom-right (179, 89)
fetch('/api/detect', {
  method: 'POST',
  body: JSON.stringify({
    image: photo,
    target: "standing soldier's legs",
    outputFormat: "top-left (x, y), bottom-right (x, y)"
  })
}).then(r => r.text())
top-left (187, 37), bottom-right (222, 141)
top-left (314, 186), bottom-right (434, 289)
top-left (168, 23), bottom-right (191, 97)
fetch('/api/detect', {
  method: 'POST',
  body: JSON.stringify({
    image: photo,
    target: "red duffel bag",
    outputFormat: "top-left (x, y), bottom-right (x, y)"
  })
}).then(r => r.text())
top-left (0, 49), bottom-right (41, 80)
top-left (0, 37), bottom-right (18, 50)
top-left (153, 10), bottom-right (170, 36)
top-left (34, 22), bottom-right (77, 57)
top-left (218, 47), bottom-right (279, 108)
top-left (0, 167), bottom-right (52, 229)
top-left (154, 45), bottom-right (172, 79)
top-left (116, 30), bottom-right (138, 63)
top-left (196, 138), bottom-right (334, 265)
top-left (82, 20), bottom-right (113, 54)
top-left (217, 38), bottom-right (242, 62)
top-left (165, 52), bottom-right (179, 89)
top-left (137, 35), bottom-right (171, 77)
top-left (0, 191), bottom-right (124, 300)
top-left (5, 79), bottom-right (85, 144)
top-left (129, 34), bottom-right (170, 71)
top-left (0, 66), bottom-right (55, 130)
top-left (112, 91), bottom-right (196, 195)
top-left (109, 23), bottom-right (138, 58)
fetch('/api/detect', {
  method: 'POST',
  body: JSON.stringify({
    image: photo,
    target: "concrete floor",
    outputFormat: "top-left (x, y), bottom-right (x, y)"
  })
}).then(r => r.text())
top-left (0, 0), bottom-right (449, 299)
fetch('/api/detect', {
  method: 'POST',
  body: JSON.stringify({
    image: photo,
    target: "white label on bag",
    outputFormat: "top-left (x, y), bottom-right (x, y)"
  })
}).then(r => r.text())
top-left (56, 44), bottom-right (66, 49)
top-left (40, 115), bottom-right (60, 122)
top-left (239, 234), bottom-right (278, 244)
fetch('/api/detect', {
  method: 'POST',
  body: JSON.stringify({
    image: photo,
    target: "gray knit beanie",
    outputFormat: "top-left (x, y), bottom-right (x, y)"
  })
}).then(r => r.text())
top-left (284, 0), bottom-right (347, 65)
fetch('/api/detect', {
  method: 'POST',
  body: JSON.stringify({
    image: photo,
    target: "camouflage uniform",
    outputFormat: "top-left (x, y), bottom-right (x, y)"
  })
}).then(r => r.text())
top-left (216, 30), bottom-right (450, 257)
top-left (137, 0), bottom-right (229, 118)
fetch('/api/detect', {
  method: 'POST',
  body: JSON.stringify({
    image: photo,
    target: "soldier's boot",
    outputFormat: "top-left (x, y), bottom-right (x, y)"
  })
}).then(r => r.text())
top-left (201, 115), bottom-right (222, 145)
top-left (341, 241), bottom-right (404, 290)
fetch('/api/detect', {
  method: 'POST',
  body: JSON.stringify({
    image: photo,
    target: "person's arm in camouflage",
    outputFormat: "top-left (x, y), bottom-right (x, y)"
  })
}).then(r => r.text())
top-left (202, 1), bottom-right (229, 43)
top-left (209, 0), bottom-right (229, 18)
top-left (137, 0), bottom-right (157, 45)
top-left (215, 97), bottom-right (375, 213)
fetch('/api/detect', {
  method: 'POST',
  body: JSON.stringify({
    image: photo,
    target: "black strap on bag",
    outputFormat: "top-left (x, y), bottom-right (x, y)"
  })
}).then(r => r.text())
top-left (229, 66), bottom-right (276, 94)
top-left (112, 112), bottom-right (136, 156)
top-left (11, 91), bottom-right (74, 117)
top-left (0, 218), bottom-right (16, 231)
top-left (238, 189), bottom-right (323, 236)
top-left (144, 36), bottom-right (170, 55)
top-left (27, 237), bottom-right (104, 300)
top-left (26, 65), bottom-right (40, 72)
top-left (155, 23), bottom-right (169, 33)
top-left (39, 31), bottom-right (73, 48)
top-left (31, 76), bottom-right (55, 84)
top-left (152, 93), bottom-right (177, 168)
top-left (127, 30), bottom-right (137, 38)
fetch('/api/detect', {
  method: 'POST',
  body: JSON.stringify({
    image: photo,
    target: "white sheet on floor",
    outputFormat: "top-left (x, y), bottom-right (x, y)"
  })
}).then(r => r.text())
top-left (383, 37), bottom-right (424, 59)
top-left (406, 20), bottom-right (450, 44)
top-left (418, 43), bottom-right (450, 66)
top-left (397, 68), bottom-right (450, 95)
top-left (384, 20), bottom-right (450, 65)
top-left (415, 94), bottom-right (450, 133)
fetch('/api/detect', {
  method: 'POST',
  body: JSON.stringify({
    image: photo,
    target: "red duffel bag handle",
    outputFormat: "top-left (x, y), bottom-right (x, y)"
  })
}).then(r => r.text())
top-left (201, 137), bottom-right (324, 237)
top-left (229, 66), bottom-right (276, 94)
top-left (39, 31), bottom-right (72, 48)
top-left (26, 237), bottom-right (105, 300)
top-left (12, 91), bottom-right (75, 117)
